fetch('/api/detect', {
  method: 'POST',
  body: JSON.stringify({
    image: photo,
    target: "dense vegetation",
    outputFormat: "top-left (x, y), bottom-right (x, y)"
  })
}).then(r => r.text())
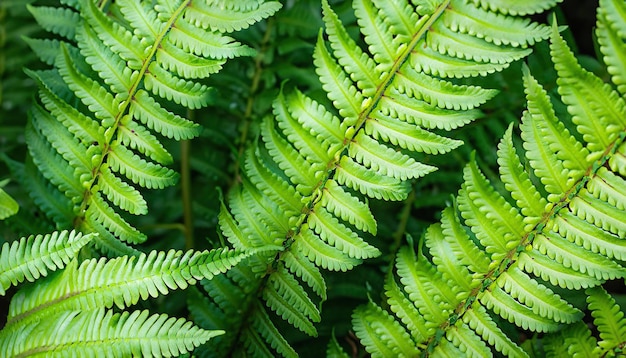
top-left (1, 0), bottom-right (624, 356)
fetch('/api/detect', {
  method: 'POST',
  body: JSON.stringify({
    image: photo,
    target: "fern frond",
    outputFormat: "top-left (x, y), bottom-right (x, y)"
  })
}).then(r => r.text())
top-left (587, 286), bottom-right (626, 354)
top-left (0, 230), bottom-right (94, 295)
top-left (543, 286), bottom-right (626, 357)
top-left (2, 308), bottom-right (222, 357)
top-left (21, 0), bottom-right (280, 247)
top-left (352, 7), bottom-right (626, 355)
top-left (204, 0), bottom-right (556, 355)
top-left (4, 247), bottom-right (248, 331)
top-left (352, 299), bottom-right (420, 358)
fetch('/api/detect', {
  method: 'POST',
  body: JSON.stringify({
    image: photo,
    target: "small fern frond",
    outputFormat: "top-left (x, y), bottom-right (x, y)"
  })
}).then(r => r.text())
top-left (587, 286), bottom-right (626, 354)
top-left (0, 230), bottom-right (94, 295)
top-left (21, 0), bottom-right (280, 247)
top-left (0, 246), bottom-right (248, 356)
top-left (543, 286), bottom-right (626, 357)
top-left (203, 0), bottom-right (557, 355)
top-left (4, 247), bottom-right (247, 329)
top-left (1, 308), bottom-right (222, 357)
top-left (351, 3), bottom-right (626, 355)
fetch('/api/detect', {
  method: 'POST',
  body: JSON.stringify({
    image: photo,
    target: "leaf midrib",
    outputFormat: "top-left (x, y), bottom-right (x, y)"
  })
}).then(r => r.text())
top-left (74, 0), bottom-right (191, 230)
top-left (229, 0), bottom-right (453, 350)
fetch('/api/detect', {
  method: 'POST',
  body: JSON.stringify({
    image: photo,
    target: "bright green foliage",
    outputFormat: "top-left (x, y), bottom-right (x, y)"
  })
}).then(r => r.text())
top-left (4, 0), bottom-right (621, 357)
top-left (0, 246), bottom-right (249, 357)
top-left (352, 1), bottom-right (626, 355)
top-left (0, 230), bottom-right (94, 295)
top-left (1, 308), bottom-right (223, 357)
top-left (21, 0), bottom-right (280, 252)
top-left (196, 0), bottom-right (557, 356)
top-left (543, 287), bottom-right (626, 357)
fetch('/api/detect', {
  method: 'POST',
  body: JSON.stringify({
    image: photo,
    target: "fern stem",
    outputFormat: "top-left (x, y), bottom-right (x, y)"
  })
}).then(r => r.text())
top-left (390, 183), bottom-right (416, 254)
top-left (232, 19), bottom-right (275, 185)
top-left (181, 137), bottom-right (193, 249)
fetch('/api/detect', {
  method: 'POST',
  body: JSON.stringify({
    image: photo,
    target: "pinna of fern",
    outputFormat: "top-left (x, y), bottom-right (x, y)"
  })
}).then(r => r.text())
top-left (351, 1), bottom-right (626, 356)
top-left (543, 286), bottom-right (626, 357)
top-left (17, 0), bottom-right (280, 254)
top-left (0, 228), bottom-right (252, 357)
top-left (192, 0), bottom-right (558, 356)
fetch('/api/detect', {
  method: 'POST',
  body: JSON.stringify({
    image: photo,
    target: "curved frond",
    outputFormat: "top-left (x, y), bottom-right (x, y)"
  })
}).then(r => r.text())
top-left (23, 0), bottom-right (280, 248)
top-left (542, 286), bottom-right (626, 357)
top-left (0, 230), bottom-right (94, 295)
top-left (586, 286), bottom-right (626, 354)
top-left (204, 0), bottom-right (557, 355)
top-left (2, 308), bottom-right (222, 358)
top-left (5, 248), bottom-right (248, 330)
top-left (351, 9), bottom-right (626, 356)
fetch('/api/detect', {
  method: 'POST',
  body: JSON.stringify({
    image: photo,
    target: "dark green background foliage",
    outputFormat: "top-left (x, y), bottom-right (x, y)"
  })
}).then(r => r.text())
top-left (1, 0), bottom-right (624, 357)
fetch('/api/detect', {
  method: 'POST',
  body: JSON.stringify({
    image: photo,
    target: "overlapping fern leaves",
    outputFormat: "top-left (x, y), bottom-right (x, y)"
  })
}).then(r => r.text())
top-left (352, 0), bottom-right (626, 355)
top-left (1, 1), bottom-right (284, 356)
top-left (543, 286), bottom-right (626, 357)
top-left (194, 0), bottom-right (559, 356)
top-left (20, 0), bottom-right (280, 252)
top-left (0, 229), bottom-right (250, 356)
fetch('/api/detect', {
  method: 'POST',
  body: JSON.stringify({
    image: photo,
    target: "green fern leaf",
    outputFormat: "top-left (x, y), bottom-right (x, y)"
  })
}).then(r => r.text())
top-left (129, 90), bottom-right (202, 140)
top-left (263, 267), bottom-right (320, 336)
top-left (293, 228), bottom-right (362, 272)
top-left (184, 1), bottom-right (282, 33)
top-left (349, 131), bottom-right (437, 181)
top-left (3, 309), bottom-right (221, 357)
top-left (0, 230), bottom-right (94, 295)
top-left (336, 156), bottom-right (411, 201)
top-left (385, 275), bottom-right (429, 342)
top-left (496, 125), bottom-right (547, 228)
top-left (497, 267), bottom-right (581, 324)
top-left (597, 0), bottom-right (626, 96)
top-left (352, 300), bottom-right (420, 358)
top-left (351, 5), bottom-right (626, 355)
top-left (282, 250), bottom-right (327, 300)
top-left (463, 303), bottom-right (529, 358)
top-left (468, 0), bottom-right (561, 16)
top-left (445, 322), bottom-right (493, 357)
top-left (3, 158), bottom-right (74, 228)
top-left (26, 4), bottom-right (79, 40)
top-left (458, 157), bottom-right (526, 260)
top-left (326, 330), bottom-right (350, 358)
top-left (587, 286), bottom-right (626, 354)
top-left (543, 286), bottom-right (625, 357)
top-left (21, 0), bottom-right (279, 249)
top-left (320, 179), bottom-right (377, 234)
top-left (205, 0), bottom-right (556, 354)
top-left (309, 204), bottom-right (380, 259)
top-left (107, 143), bottom-right (178, 189)
top-left (543, 321), bottom-right (597, 358)
top-left (251, 301), bottom-right (299, 358)
top-left (5, 248), bottom-right (248, 329)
